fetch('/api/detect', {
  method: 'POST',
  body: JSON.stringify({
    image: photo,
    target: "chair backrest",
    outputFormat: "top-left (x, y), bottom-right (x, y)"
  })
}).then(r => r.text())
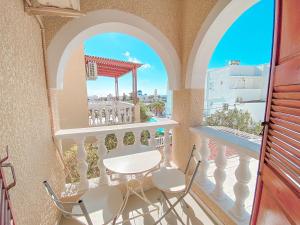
top-left (184, 144), bottom-right (197, 174)
top-left (43, 181), bottom-right (67, 213)
top-left (183, 145), bottom-right (201, 194)
top-left (43, 181), bottom-right (94, 224)
top-left (185, 160), bottom-right (201, 194)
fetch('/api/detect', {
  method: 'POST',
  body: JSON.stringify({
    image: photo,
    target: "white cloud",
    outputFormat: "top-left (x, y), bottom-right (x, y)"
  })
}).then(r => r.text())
top-left (123, 51), bottom-right (130, 57)
top-left (142, 63), bottom-right (151, 69)
top-left (122, 51), bottom-right (151, 69)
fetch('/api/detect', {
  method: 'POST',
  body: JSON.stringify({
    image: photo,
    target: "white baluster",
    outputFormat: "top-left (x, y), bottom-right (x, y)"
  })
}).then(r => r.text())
top-left (105, 107), bottom-right (109, 125)
top-left (133, 130), bottom-right (140, 146)
top-left (212, 144), bottom-right (227, 200)
top-left (91, 109), bottom-right (96, 126)
top-left (163, 128), bottom-right (171, 167)
top-left (96, 135), bottom-right (108, 185)
top-left (197, 137), bottom-right (210, 187)
top-left (128, 107), bottom-right (133, 123)
top-left (149, 128), bottom-right (157, 148)
top-left (74, 137), bottom-right (89, 191)
top-left (230, 152), bottom-right (251, 221)
top-left (121, 107), bottom-right (125, 123)
top-left (116, 132), bottom-right (124, 150)
top-left (99, 108), bottom-right (103, 125)
top-left (116, 107), bottom-right (120, 124)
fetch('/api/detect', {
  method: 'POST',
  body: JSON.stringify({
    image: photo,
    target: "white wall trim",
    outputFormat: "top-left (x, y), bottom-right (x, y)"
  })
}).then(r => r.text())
top-left (185, 0), bottom-right (259, 89)
top-left (47, 9), bottom-right (181, 90)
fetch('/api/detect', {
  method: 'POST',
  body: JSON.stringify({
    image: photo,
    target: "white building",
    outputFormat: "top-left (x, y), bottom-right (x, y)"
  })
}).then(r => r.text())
top-left (205, 61), bottom-right (270, 122)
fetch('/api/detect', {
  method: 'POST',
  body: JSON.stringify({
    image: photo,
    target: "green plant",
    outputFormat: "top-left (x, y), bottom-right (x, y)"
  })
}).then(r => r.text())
top-left (205, 107), bottom-right (262, 135)
top-left (140, 102), bottom-right (151, 122)
top-left (150, 101), bottom-right (165, 116)
top-left (64, 144), bottom-right (99, 183)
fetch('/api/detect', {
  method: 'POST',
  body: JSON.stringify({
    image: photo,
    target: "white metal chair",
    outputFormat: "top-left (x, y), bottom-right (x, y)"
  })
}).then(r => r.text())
top-left (151, 145), bottom-right (201, 225)
top-left (43, 181), bottom-right (123, 225)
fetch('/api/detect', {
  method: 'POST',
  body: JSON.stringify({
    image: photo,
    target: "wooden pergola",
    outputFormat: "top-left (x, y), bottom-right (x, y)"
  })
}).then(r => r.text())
top-left (85, 55), bottom-right (142, 104)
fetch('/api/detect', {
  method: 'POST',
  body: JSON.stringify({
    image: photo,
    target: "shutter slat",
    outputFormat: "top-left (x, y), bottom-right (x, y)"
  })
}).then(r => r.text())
top-left (269, 129), bottom-right (300, 151)
top-left (274, 84), bottom-right (300, 92)
top-left (266, 146), bottom-right (300, 175)
top-left (273, 92), bottom-right (300, 100)
top-left (267, 141), bottom-right (300, 166)
top-left (270, 116), bottom-right (300, 133)
top-left (271, 111), bottom-right (300, 125)
top-left (265, 158), bottom-right (300, 194)
top-left (272, 105), bottom-right (300, 116)
top-left (269, 123), bottom-right (300, 141)
top-left (267, 136), bottom-right (300, 158)
top-left (265, 152), bottom-right (300, 184)
top-left (272, 99), bottom-right (300, 109)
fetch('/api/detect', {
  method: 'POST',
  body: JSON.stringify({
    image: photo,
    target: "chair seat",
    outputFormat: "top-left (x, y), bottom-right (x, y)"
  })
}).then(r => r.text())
top-left (152, 167), bottom-right (186, 193)
top-left (72, 185), bottom-right (123, 224)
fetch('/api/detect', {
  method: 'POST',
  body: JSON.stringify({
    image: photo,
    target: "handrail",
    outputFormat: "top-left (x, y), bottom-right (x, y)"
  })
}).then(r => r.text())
top-left (56, 119), bottom-right (178, 139)
top-left (190, 126), bottom-right (260, 159)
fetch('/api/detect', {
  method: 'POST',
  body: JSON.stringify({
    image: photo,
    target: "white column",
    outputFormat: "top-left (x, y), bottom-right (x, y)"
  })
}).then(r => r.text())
top-left (74, 137), bottom-right (89, 191)
top-left (212, 144), bottom-right (227, 200)
top-left (197, 137), bottom-right (210, 187)
top-left (230, 152), bottom-right (251, 221)
top-left (149, 128), bottom-right (157, 148)
top-left (116, 132), bottom-right (124, 150)
top-left (163, 128), bottom-right (171, 167)
top-left (96, 135), bottom-right (108, 185)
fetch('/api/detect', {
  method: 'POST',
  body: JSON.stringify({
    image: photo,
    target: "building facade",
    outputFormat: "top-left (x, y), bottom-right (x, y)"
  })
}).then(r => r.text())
top-left (204, 62), bottom-right (270, 122)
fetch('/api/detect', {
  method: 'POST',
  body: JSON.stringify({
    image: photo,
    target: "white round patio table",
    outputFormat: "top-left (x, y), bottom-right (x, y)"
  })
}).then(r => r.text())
top-left (103, 147), bottom-right (162, 175)
top-left (103, 147), bottom-right (162, 221)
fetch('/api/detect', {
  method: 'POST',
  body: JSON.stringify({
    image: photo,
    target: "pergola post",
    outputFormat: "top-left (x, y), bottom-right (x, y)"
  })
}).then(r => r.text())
top-left (115, 77), bottom-right (119, 100)
top-left (132, 67), bottom-right (138, 104)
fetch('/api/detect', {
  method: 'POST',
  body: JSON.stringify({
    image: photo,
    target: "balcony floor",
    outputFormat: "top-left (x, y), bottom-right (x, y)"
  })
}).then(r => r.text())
top-left (60, 188), bottom-right (216, 225)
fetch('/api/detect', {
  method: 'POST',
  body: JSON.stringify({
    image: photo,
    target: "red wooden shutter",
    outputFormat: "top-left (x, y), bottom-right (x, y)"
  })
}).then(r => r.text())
top-left (0, 148), bottom-right (16, 225)
top-left (251, 0), bottom-right (300, 224)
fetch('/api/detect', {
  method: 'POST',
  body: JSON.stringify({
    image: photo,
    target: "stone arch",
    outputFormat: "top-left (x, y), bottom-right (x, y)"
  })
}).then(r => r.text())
top-left (47, 9), bottom-right (181, 90)
top-left (185, 0), bottom-right (259, 89)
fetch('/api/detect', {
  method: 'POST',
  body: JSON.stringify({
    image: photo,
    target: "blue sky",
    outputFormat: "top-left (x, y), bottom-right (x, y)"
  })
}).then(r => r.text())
top-left (209, 0), bottom-right (274, 68)
top-left (85, 0), bottom-right (274, 97)
top-left (84, 33), bottom-right (168, 97)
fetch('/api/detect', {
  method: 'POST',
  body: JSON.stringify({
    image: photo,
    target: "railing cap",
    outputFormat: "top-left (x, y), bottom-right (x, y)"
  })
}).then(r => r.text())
top-left (190, 126), bottom-right (260, 159)
top-left (55, 119), bottom-right (178, 139)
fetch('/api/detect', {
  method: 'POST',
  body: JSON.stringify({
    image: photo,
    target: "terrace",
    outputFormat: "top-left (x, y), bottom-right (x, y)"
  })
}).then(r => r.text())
top-left (2, 1), bottom-right (299, 225)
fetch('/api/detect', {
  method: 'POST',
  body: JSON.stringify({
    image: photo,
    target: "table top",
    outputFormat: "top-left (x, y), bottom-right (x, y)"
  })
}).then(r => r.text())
top-left (103, 147), bottom-right (162, 175)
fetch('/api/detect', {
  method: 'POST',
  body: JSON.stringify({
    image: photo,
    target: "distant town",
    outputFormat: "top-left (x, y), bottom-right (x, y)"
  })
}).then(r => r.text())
top-left (88, 88), bottom-right (172, 118)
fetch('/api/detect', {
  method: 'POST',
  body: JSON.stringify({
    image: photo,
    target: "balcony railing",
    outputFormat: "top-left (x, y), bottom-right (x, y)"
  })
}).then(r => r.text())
top-left (190, 126), bottom-right (260, 225)
top-left (88, 100), bottom-right (134, 126)
top-left (55, 119), bottom-right (178, 190)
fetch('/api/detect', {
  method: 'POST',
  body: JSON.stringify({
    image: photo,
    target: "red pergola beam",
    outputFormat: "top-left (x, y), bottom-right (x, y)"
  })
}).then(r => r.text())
top-left (85, 55), bottom-right (142, 105)
top-left (85, 55), bottom-right (142, 78)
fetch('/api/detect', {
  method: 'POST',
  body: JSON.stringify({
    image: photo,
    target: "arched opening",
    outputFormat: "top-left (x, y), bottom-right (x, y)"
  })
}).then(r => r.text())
top-left (185, 0), bottom-right (258, 89)
top-left (188, 0), bottom-right (275, 222)
top-left (47, 9), bottom-right (180, 91)
top-left (49, 13), bottom-right (176, 183)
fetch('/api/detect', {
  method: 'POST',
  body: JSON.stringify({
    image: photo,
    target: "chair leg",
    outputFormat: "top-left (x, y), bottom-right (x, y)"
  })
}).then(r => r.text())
top-left (162, 192), bottom-right (185, 225)
top-left (153, 193), bottom-right (185, 225)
